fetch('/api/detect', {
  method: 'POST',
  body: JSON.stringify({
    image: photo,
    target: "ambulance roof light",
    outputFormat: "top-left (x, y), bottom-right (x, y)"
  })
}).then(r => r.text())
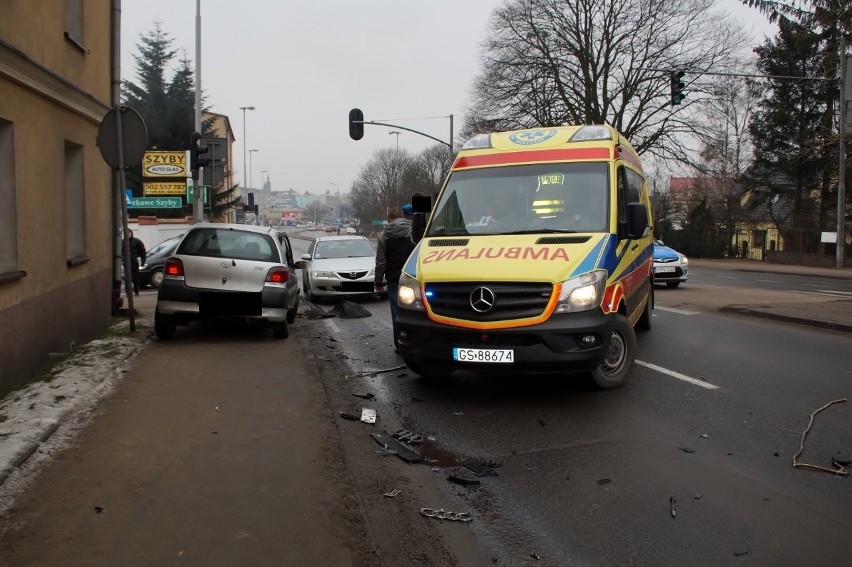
top-left (461, 133), bottom-right (492, 150)
top-left (570, 125), bottom-right (612, 142)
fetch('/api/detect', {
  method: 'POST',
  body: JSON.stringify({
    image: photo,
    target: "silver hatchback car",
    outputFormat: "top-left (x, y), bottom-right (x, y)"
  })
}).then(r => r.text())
top-left (155, 223), bottom-right (305, 339)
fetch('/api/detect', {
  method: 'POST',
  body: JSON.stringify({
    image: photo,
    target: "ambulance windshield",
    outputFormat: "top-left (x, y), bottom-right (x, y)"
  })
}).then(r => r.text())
top-left (426, 162), bottom-right (609, 237)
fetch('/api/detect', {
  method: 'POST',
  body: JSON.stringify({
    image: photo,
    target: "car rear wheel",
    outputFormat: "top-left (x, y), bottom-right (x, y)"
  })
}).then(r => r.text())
top-left (287, 296), bottom-right (299, 323)
top-left (154, 310), bottom-right (176, 339)
top-left (272, 321), bottom-right (289, 339)
top-left (591, 313), bottom-right (635, 389)
top-left (150, 269), bottom-right (164, 289)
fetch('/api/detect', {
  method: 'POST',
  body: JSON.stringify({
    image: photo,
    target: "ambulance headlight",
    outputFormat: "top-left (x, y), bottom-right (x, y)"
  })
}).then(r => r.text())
top-left (398, 272), bottom-right (425, 311)
top-left (555, 270), bottom-right (607, 313)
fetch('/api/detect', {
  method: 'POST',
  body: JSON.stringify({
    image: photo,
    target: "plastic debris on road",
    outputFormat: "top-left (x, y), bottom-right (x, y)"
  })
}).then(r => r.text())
top-left (360, 408), bottom-right (377, 423)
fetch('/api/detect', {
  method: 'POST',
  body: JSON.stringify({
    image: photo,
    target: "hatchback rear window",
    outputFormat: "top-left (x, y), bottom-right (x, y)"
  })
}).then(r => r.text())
top-left (178, 228), bottom-right (280, 262)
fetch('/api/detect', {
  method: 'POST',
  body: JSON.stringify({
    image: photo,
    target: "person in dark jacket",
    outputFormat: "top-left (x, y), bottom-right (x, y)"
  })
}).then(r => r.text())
top-left (375, 207), bottom-right (415, 352)
top-left (125, 229), bottom-right (146, 296)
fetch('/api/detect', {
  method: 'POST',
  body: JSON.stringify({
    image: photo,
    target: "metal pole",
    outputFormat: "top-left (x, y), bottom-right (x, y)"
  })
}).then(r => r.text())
top-left (330, 182), bottom-right (339, 222)
top-left (249, 149), bottom-right (258, 190)
top-left (193, 0), bottom-right (203, 223)
top-left (449, 113), bottom-right (454, 166)
top-left (838, 36), bottom-right (848, 269)
top-left (239, 106), bottom-right (255, 192)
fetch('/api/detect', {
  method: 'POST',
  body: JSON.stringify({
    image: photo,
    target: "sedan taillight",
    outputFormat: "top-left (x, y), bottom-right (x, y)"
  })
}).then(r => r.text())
top-left (265, 268), bottom-right (289, 285)
top-left (164, 258), bottom-right (184, 278)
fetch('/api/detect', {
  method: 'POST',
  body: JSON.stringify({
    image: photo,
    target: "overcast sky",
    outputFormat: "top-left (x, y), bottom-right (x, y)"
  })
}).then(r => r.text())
top-left (120, 0), bottom-right (776, 197)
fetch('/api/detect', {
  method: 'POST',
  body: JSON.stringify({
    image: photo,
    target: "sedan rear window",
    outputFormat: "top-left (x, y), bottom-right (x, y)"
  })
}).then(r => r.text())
top-left (178, 228), bottom-right (280, 262)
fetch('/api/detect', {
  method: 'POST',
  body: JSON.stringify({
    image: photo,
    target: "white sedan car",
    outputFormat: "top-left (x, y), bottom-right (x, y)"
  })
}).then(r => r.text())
top-left (301, 235), bottom-right (379, 302)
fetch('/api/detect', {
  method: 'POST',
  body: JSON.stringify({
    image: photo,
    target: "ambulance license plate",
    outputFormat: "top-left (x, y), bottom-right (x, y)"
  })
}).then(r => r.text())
top-left (453, 348), bottom-right (514, 363)
top-left (655, 266), bottom-right (677, 273)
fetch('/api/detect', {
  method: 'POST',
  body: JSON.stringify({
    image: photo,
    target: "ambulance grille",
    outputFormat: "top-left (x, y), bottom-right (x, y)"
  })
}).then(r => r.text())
top-left (425, 282), bottom-right (552, 322)
top-left (429, 239), bottom-right (470, 247)
top-left (536, 235), bottom-right (591, 245)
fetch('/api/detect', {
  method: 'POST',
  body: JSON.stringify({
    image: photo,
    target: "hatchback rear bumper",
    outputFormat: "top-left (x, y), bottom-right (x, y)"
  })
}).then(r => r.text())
top-left (157, 280), bottom-right (289, 322)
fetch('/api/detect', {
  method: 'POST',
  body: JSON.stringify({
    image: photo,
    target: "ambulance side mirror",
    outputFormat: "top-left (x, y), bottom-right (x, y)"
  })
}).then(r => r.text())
top-left (626, 203), bottom-right (649, 239)
top-left (411, 212), bottom-right (427, 243)
top-left (410, 194), bottom-right (432, 243)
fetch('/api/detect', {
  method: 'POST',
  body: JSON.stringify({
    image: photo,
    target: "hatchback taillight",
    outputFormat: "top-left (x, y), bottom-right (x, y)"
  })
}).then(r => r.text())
top-left (164, 258), bottom-right (184, 278)
top-left (266, 268), bottom-right (289, 284)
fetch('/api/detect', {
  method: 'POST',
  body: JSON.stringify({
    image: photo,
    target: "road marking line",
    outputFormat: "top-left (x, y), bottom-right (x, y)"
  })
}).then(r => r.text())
top-left (718, 275), bottom-right (737, 279)
top-left (757, 279), bottom-right (780, 283)
top-left (790, 290), bottom-right (851, 298)
top-left (636, 360), bottom-right (720, 390)
top-left (655, 305), bottom-right (700, 315)
top-left (803, 284), bottom-right (820, 287)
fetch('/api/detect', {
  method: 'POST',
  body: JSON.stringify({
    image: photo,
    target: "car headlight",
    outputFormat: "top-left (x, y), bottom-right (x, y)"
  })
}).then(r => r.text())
top-left (554, 270), bottom-right (607, 314)
top-left (679, 254), bottom-right (688, 267)
top-left (398, 272), bottom-right (425, 311)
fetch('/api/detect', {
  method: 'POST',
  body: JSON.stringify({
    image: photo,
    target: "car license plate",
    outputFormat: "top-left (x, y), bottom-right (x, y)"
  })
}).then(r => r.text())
top-left (453, 348), bottom-right (514, 363)
top-left (655, 266), bottom-right (677, 273)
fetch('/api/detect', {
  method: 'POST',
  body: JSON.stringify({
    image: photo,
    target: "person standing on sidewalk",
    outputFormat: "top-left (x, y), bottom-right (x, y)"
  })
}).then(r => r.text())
top-left (374, 207), bottom-right (415, 352)
top-left (124, 229), bottom-right (146, 296)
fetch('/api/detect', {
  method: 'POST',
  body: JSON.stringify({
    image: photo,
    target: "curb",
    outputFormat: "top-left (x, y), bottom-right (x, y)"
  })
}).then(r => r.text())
top-left (719, 306), bottom-right (852, 334)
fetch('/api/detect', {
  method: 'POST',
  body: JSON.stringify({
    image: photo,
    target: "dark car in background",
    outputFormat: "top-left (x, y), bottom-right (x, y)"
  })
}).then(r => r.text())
top-left (139, 234), bottom-right (183, 289)
top-left (653, 239), bottom-right (689, 287)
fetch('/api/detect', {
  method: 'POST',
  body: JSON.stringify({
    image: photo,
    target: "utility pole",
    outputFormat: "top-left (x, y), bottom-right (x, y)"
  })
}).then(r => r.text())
top-left (193, 0), bottom-right (203, 223)
top-left (837, 35), bottom-right (848, 269)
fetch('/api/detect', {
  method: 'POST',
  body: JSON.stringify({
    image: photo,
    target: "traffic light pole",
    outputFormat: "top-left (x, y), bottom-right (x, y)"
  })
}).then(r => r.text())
top-left (349, 111), bottom-right (454, 164)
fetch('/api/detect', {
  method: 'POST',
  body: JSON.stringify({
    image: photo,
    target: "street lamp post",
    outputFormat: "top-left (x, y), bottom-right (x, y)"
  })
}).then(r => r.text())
top-left (239, 106), bottom-right (255, 192)
top-left (248, 149), bottom-right (259, 224)
top-left (329, 182), bottom-right (340, 224)
top-left (248, 149), bottom-right (259, 189)
top-left (389, 130), bottom-right (400, 151)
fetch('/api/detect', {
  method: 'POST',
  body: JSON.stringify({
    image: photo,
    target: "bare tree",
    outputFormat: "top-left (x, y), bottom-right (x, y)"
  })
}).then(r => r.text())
top-left (693, 75), bottom-right (756, 254)
top-left (465, 0), bottom-right (748, 166)
top-left (350, 148), bottom-right (412, 225)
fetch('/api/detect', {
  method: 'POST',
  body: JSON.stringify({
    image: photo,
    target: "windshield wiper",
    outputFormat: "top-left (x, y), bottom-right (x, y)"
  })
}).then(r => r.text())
top-left (503, 229), bottom-right (578, 235)
top-left (428, 228), bottom-right (470, 237)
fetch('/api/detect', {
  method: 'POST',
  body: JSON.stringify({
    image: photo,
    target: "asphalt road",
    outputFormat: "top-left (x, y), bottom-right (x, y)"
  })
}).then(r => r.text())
top-left (308, 251), bottom-right (852, 565)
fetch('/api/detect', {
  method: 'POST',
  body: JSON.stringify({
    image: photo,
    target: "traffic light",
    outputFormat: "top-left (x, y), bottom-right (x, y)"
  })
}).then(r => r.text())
top-left (670, 70), bottom-right (685, 106)
top-left (189, 131), bottom-right (209, 179)
top-left (348, 108), bottom-right (364, 140)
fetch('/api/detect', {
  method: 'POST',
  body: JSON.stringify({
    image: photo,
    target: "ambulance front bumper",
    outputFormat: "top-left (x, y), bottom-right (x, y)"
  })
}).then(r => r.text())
top-left (395, 308), bottom-right (616, 374)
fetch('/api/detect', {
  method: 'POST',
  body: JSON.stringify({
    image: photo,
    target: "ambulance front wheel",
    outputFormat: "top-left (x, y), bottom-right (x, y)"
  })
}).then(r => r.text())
top-left (591, 314), bottom-right (636, 389)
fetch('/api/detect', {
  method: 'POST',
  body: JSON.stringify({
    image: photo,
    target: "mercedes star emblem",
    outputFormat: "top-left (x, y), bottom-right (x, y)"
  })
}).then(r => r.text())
top-left (469, 286), bottom-right (496, 313)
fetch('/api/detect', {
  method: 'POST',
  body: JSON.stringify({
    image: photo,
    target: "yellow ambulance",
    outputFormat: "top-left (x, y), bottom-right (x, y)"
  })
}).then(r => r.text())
top-left (396, 125), bottom-right (654, 388)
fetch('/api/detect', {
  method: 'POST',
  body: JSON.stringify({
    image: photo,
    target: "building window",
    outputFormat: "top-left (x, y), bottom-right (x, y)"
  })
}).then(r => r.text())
top-left (0, 120), bottom-right (20, 278)
top-left (65, 141), bottom-right (87, 264)
top-left (64, 0), bottom-right (87, 52)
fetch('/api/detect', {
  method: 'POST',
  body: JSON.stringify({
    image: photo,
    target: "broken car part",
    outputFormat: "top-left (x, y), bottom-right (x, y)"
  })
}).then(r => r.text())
top-left (420, 508), bottom-right (473, 522)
